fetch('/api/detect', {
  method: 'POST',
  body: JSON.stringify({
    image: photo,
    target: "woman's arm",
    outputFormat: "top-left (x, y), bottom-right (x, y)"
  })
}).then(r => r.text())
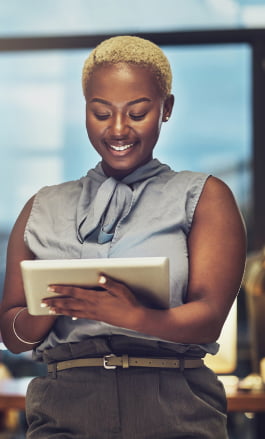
top-left (0, 197), bottom-right (57, 353)
top-left (41, 176), bottom-right (246, 344)
top-left (136, 176), bottom-right (246, 342)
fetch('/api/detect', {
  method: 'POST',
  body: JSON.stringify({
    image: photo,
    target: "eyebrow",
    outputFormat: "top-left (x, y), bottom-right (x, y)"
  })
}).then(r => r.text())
top-left (89, 97), bottom-right (152, 106)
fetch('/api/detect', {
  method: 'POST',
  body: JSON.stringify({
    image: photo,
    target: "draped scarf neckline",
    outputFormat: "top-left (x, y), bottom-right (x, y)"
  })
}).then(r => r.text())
top-left (76, 158), bottom-right (170, 244)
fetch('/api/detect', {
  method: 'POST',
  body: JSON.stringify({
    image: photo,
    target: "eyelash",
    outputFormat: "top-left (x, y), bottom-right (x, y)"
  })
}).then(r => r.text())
top-left (129, 113), bottom-right (146, 121)
top-left (95, 114), bottom-right (110, 121)
top-left (94, 113), bottom-right (146, 121)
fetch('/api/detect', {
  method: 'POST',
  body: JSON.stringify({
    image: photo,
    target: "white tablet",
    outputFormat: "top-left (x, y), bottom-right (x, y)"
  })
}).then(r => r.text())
top-left (20, 257), bottom-right (170, 315)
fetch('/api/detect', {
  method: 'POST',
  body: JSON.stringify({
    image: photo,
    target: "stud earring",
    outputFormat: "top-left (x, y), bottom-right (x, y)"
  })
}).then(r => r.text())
top-left (165, 116), bottom-right (169, 122)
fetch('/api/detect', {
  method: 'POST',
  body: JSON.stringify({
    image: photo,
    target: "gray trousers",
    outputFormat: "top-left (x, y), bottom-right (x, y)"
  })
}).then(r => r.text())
top-left (26, 336), bottom-right (228, 439)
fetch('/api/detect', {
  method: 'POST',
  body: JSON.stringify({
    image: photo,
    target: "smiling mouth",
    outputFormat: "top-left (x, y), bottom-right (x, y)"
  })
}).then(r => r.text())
top-left (109, 143), bottom-right (134, 152)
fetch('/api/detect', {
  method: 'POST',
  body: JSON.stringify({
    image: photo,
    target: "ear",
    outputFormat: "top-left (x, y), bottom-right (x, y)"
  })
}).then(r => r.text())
top-left (162, 94), bottom-right (174, 122)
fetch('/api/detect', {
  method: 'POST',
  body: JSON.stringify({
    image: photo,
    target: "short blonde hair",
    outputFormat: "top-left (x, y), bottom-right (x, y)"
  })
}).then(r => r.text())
top-left (82, 35), bottom-right (172, 98)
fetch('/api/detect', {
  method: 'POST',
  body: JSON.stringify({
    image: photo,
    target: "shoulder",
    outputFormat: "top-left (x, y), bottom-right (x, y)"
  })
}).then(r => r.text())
top-left (158, 168), bottom-right (210, 196)
top-left (11, 195), bottom-right (36, 237)
top-left (198, 176), bottom-right (239, 213)
top-left (36, 178), bottom-right (85, 198)
top-left (24, 178), bottom-right (86, 235)
top-left (194, 176), bottom-right (245, 232)
top-left (203, 175), bottom-right (233, 195)
top-left (32, 178), bottom-right (85, 210)
top-left (170, 171), bottom-right (210, 230)
top-left (165, 170), bottom-right (210, 197)
top-left (165, 169), bottom-right (209, 184)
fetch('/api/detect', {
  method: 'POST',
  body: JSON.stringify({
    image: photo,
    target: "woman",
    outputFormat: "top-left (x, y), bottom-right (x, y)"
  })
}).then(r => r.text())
top-left (0, 36), bottom-right (246, 438)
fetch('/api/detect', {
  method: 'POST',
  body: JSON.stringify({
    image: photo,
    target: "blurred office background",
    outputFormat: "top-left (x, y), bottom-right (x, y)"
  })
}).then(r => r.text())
top-left (1, 0), bottom-right (265, 437)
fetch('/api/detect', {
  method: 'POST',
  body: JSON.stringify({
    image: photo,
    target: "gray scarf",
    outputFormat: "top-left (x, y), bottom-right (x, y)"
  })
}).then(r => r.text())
top-left (77, 159), bottom-right (170, 244)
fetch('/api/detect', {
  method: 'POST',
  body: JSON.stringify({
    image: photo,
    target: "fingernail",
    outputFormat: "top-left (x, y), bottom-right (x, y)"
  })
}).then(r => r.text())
top-left (98, 275), bottom-right (107, 284)
top-left (49, 309), bottom-right (56, 315)
top-left (47, 286), bottom-right (56, 292)
top-left (72, 317), bottom-right (78, 321)
top-left (40, 302), bottom-right (48, 308)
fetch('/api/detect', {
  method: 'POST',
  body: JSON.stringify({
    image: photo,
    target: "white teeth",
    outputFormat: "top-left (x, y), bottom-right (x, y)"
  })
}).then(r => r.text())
top-left (109, 144), bottom-right (133, 151)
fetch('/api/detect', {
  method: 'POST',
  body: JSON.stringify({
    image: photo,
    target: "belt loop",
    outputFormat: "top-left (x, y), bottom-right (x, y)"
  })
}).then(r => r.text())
top-left (179, 358), bottom-right (185, 372)
top-left (122, 354), bottom-right (129, 368)
top-left (50, 363), bottom-right (57, 379)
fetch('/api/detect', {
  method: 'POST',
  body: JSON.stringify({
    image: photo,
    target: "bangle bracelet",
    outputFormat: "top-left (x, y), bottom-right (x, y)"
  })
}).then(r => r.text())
top-left (12, 307), bottom-right (43, 345)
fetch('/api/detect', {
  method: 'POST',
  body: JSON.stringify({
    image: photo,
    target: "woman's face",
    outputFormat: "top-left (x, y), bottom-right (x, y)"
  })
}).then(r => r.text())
top-left (85, 63), bottom-right (174, 179)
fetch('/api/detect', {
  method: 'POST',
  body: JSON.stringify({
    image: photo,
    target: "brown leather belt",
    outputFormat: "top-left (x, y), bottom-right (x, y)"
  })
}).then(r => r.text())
top-left (47, 355), bottom-right (204, 372)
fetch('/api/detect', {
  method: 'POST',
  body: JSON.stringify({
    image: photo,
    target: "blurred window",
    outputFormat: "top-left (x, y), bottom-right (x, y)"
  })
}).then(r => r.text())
top-left (0, 44), bottom-right (251, 295)
top-left (0, 0), bottom-right (265, 36)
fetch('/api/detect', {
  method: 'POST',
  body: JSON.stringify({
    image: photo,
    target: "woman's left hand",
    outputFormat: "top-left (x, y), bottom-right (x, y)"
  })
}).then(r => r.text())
top-left (41, 274), bottom-right (144, 329)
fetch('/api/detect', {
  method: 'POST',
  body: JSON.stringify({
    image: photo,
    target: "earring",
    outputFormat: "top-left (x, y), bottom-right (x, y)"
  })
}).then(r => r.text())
top-left (165, 116), bottom-right (169, 122)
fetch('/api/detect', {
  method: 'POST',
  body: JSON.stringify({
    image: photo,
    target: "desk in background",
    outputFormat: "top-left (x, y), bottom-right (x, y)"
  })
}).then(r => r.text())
top-left (1, 377), bottom-right (265, 410)
top-left (1, 377), bottom-right (265, 412)
top-left (1, 377), bottom-right (265, 433)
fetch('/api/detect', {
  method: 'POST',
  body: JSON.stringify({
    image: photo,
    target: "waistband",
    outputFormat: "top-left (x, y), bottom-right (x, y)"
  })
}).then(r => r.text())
top-left (47, 355), bottom-right (204, 373)
top-left (42, 336), bottom-right (206, 365)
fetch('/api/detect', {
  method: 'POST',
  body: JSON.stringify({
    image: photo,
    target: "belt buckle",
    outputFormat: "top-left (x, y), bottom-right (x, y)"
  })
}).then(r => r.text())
top-left (103, 354), bottom-right (117, 370)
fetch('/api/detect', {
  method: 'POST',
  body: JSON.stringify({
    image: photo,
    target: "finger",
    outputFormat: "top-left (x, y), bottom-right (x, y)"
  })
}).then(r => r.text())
top-left (48, 306), bottom-right (80, 320)
top-left (98, 274), bottom-right (128, 296)
top-left (46, 301), bottom-right (101, 321)
top-left (46, 303), bottom-right (82, 318)
top-left (41, 298), bottom-right (86, 319)
top-left (47, 285), bottom-right (76, 297)
top-left (47, 285), bottom-right (99, 299)
top-left (42, 291), bottom-right (106, 318)
top-left (42, 297), bottom-right (80, 308)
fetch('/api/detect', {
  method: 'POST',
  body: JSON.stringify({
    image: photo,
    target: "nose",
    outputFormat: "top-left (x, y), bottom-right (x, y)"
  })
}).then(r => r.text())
top-left (109, 113), bottom-right (129, 139)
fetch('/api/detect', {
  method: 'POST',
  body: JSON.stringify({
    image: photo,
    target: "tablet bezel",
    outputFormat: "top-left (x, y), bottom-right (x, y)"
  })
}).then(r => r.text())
top-left (20, 257), bottom-right (170, 315)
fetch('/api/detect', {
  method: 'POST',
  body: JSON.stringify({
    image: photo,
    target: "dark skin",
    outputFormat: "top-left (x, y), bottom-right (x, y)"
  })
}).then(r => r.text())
top-left (85, 63), bottom-right (174, 179)
top-left (0, 63), bottom-right (246, 353)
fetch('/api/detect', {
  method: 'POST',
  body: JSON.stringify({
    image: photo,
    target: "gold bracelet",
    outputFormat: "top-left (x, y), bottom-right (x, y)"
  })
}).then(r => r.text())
top-left (12, 307), bottom-right (43, 345)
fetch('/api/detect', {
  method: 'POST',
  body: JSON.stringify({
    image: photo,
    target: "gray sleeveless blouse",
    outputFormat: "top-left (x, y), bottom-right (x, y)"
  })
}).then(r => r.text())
top-left (24, 159), bottom-right (218, 358)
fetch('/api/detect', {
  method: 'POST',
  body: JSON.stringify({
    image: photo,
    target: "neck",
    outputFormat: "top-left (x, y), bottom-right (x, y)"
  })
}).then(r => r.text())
top-left (101, 158), bottom-right (154, 181)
